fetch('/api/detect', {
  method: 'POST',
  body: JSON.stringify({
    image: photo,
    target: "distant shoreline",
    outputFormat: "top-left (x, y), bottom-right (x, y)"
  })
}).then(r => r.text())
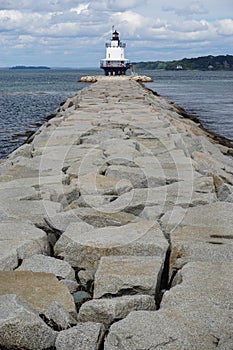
top-left (9, 66), bottom-right (51, 70)
top-left (132, 54), bottom-right (233, 71)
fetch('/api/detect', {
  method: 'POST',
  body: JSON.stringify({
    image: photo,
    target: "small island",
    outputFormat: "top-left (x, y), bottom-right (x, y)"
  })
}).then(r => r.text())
top-left (10, 66), bottom-right (51, 70)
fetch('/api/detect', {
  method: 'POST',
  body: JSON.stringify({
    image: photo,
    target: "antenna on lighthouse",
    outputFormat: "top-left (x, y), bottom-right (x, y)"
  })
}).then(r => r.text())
top-left (112, 25), bottom-right (114, 33)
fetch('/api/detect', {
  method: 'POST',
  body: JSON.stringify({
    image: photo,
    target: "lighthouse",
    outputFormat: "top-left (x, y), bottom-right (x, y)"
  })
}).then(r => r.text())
top-left (100, 27), bottom-right (131, 76)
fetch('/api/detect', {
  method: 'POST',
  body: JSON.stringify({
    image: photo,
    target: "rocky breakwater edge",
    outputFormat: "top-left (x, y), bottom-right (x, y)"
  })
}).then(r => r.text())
top-left (0, 75), bottom-right (233, 349)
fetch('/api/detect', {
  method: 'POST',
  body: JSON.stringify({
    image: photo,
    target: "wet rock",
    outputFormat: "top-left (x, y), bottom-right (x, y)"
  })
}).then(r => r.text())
top-left (73, 291), bottom-right (92, 305)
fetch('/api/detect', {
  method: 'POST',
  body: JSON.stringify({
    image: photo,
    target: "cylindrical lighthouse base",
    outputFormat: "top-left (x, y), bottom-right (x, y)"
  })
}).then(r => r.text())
top-left (101, 67), bottom-right (129, 76)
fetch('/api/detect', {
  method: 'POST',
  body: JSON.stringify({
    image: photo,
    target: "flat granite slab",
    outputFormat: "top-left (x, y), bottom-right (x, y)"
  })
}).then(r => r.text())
top-left (0, 271), bottom-right (77, 317)
top-left (54, 219), bottom-right (169, 272)
top-left (93, 255), bottom-right (164, 298)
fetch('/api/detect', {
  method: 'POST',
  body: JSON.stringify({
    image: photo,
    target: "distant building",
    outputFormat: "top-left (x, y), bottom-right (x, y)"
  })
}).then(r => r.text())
top-left (223, 60), bottom-right (230, 68)
top-left (100, 27), bottom-right (131, 76)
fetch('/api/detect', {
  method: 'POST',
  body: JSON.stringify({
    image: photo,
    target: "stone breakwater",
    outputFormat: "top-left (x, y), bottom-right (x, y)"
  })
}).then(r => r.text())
top-left (79, 75), bottom-right (153, 82)
top-left (0, 75), bottom-right (233, 349)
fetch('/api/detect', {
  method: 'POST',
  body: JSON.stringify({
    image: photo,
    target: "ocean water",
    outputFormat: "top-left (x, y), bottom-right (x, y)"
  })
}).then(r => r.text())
top-left (0, 68), bottom-right (232, 159)
top-left (0, 69), bottom-right (94, 158)
top-left (142, 70), bottom-right (233, 143)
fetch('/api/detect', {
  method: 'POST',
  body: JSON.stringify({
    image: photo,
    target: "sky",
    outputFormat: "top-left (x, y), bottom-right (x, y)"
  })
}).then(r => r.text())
top-left (0, 0), bottom-right (232, 67)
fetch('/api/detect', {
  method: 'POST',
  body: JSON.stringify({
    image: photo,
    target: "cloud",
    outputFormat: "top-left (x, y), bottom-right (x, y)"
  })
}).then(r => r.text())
top-left (0, 9), bottom-right (52, 32)
top-left (216, 19), bottom-right (233, 35)
top-left (70, 3), bottom-right (89, 15)
top-left (0, 0), bottom-right (77, 12)
top-left (163, 1), bottom-right (208, 17)
top-left (106, 0), bottom-right (146, 11)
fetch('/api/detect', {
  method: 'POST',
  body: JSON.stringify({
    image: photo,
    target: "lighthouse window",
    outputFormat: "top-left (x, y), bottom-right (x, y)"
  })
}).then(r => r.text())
top-left (108, 54), bottom-right (110, 58)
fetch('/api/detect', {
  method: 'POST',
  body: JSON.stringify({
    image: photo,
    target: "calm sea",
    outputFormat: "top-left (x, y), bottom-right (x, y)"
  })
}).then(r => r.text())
top-left (0, 68), bottom-right (232, 158)
top-left (143, 70), bottom-right (233, 143)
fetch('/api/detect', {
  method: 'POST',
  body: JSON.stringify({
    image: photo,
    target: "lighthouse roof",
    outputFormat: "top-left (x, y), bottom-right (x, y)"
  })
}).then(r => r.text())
top-left (112, 30), bottom-right (119, 40)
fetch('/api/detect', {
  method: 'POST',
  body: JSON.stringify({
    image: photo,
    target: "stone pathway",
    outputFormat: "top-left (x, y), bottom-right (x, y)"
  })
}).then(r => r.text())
top-left (0, 76), bottom-right (233, 349)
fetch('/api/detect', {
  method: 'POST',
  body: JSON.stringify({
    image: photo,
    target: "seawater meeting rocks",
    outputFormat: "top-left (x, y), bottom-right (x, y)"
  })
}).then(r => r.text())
top-left (0, 75), bottom-right (233, 349)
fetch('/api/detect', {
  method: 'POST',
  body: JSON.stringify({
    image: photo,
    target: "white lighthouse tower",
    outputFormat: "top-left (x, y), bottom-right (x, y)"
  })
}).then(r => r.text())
top-left (100, 27), bottom-right (131, 76)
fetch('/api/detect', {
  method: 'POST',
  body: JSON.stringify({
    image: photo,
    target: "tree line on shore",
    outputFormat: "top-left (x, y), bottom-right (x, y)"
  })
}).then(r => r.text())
top-left (132, 54), bottom-right (233, 71)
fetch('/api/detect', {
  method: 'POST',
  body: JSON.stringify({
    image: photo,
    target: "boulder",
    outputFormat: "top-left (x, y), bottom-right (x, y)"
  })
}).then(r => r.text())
top-left (105, 261), bottom-right (233, 350)
top-left (0, 271), bottom-right (77, 318)
top-left (192, 151), bottom-right (233, 184)
top-left (78, 295), bottom-right (156, 326)
top-left (93, 255), bottom-right (164, 298)
top-left (0, 198), bottom-right (61, 226)
top-left (60, 279), bottom-right (79, 293)
top-left (55, 322), bottom-right (105, 350)
top-left (54, 220), bottom-right (168, 271)
top-left (104, 309), bottom-right (217, 350)
top-left (0, 221), bottom-right (50, 270)
top-left (0, 294), bottom-right (57, 350)
top-left (17, 254), bottom-right (76, 281)
top-left (160, 202), bottom-right (233, 236)
top-left (105, 164), bottom-right (165, 188)
top-left (44, 301), bottom-right (77, 330)
top-left (216, 182), bottom-right (233, 202)
top-left (170, 225), bottom-right (233, 268)
top-left (104, 180), bottom-right (216, 216)
top-left (77, 172), bottom-right (132, 196)
top-left (179, 202), bottom-right (233, 227)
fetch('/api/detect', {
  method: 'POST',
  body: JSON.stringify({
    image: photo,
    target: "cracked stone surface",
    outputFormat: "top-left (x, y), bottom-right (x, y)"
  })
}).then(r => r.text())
top-left (0, 294), bottom-right (57, 350)
top-left (55, 322), bottom-right (105, 350)
top-left (93, 255), bottom-right (164, 298)
top-left (54, 220), bottom-right (168, 271)
top-left (78, 295), bottom-right (156, 326)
